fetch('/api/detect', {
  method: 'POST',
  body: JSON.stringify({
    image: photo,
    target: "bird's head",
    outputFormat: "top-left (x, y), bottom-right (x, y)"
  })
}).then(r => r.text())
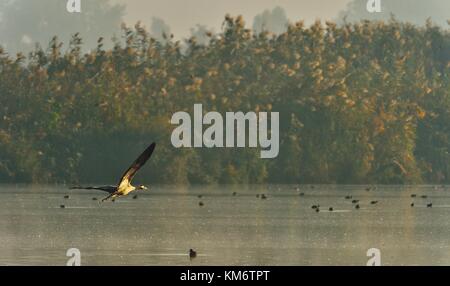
top-left (138, 185), bottom-right (148, 191)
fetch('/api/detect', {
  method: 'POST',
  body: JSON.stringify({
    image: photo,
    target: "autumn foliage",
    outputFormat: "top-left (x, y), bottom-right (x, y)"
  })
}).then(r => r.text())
top-left (0, 16), bottom-right (449, 185)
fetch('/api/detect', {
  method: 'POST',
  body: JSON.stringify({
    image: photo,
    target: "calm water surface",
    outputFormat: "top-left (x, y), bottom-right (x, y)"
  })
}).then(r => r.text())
top-left (0, 184), bottom-right (449, 266)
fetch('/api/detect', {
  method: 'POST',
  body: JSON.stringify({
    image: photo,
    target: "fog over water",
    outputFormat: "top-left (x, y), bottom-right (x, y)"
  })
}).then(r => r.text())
top-left (1, 185), bottom-right (450, 266)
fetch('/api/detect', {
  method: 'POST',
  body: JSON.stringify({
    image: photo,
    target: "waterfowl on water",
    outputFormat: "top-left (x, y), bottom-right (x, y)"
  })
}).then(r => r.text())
top-left (132, 194), bottom-right (138, 200)
top-left (64, 195), bottom-right (70, 199)
top-left (261, 194), bottom-right (267, 200)
top-left (427, 203), bottom-right (433, 208)
top-left (199, 201), bottom-right (204, 207)
top-left (189, 249), bottom-right (197, 259)
top-left (329, 207), bottom-right (334, 212)
top-left (70, 143), bottom-right (156, 202)
top-left (370, 201), bottom-right (378, 205)
top-left (355, 204), bottom-right (360, 209)
top-left (411, 194), bottom-right (417, 198)
top-left (411, 202), bottom-right (414, 207)
top-left (60, 205), bottom-right (65, 209)
top-left (421, 195), bottom-right (428, 199)
top-left (345, 196), bottom-right (352, 200)
top-left (352, 200), bottom-right (360, 204)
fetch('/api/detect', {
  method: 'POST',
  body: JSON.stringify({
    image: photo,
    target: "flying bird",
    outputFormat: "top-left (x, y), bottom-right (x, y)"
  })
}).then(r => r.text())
top-left (71, 142), bottom-right (156, 202)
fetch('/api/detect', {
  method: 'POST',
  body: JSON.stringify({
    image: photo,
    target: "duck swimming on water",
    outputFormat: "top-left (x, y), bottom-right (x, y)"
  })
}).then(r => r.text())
top-left (189, 249), bottom-right (197, 259)
top-left (70, 143), bottom-right (156, 202)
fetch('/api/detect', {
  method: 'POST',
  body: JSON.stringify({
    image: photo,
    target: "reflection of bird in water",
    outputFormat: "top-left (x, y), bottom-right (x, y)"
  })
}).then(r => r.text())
top-left (355, 204), bottom-right (360, 210)
top-left (411, 202), bottom-right (415, 207)
top-left (189, 249), bottom-right (197, 259)
top-left (70, 143), bottom-right (156, 202)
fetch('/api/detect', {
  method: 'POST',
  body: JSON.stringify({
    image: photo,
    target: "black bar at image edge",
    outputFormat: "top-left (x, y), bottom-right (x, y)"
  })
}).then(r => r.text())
top-left (0, 266), bottom-right (446, 284)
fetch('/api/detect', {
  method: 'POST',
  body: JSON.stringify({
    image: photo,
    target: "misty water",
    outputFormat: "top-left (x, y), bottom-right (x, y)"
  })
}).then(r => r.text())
top-left (0, 184), bottom-right (449, 266)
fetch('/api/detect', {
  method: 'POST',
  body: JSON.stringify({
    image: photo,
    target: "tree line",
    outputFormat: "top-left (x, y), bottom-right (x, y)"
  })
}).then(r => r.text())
top-left (0, 16), bottom-right (449, 185)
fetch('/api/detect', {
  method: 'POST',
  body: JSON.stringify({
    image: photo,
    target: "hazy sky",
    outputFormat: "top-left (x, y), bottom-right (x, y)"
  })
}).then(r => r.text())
top-left (110, 0), bottom-right (353, 37)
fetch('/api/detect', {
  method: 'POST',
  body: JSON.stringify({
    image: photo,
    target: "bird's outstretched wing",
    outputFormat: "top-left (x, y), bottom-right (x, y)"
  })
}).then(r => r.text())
top-left (117, 142), bottom-right (156, 188)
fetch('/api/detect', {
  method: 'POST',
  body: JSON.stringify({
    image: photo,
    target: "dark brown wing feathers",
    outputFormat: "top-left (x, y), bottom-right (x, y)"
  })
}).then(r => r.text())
top-left (117, 142), bottom-right (156, 185)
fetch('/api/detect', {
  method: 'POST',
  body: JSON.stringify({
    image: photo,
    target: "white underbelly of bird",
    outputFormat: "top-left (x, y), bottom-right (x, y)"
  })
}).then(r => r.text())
top-left (121, 185), bottom-right (136, 196)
